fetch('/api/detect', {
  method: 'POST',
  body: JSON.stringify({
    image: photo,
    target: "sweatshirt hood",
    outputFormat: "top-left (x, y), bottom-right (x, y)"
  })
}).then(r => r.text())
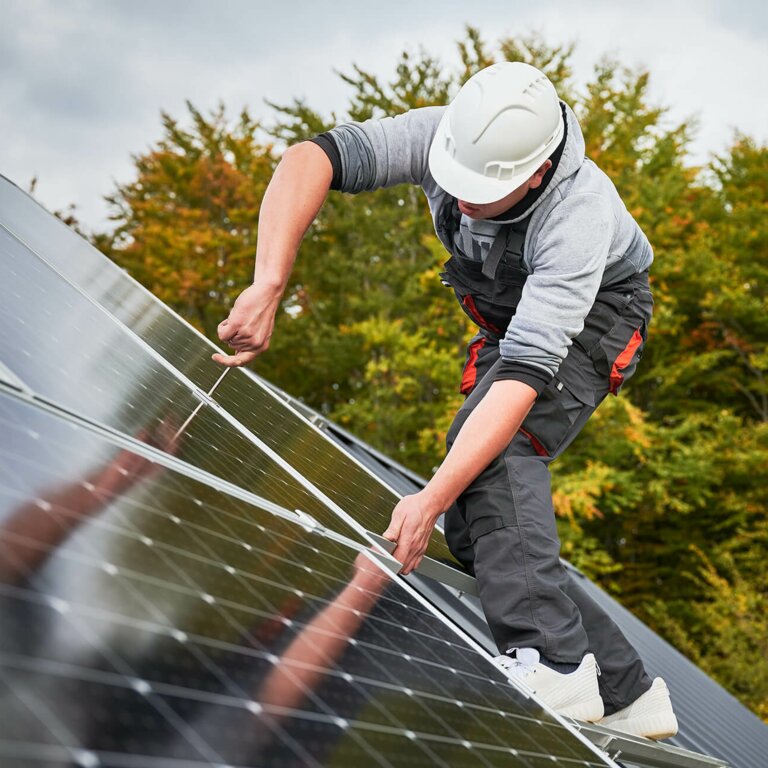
top-left (494, 102), bottom-right (586, 224)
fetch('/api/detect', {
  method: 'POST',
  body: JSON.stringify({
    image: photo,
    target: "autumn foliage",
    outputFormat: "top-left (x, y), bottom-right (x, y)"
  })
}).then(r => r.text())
top-left (97, 29), bottom-right (768, 719)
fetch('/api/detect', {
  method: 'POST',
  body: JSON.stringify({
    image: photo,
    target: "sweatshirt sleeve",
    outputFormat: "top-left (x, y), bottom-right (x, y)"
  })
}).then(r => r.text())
top-left (498, 192), bottom-right (615, 379)
top-left (319, 106), bottom-right (445, 193)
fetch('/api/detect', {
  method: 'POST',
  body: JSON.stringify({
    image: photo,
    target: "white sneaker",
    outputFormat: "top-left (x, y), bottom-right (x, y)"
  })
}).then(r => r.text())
top-left (492, 648), bottom-right (604, 722)
top-left (597, 678), bottom-right (679, 740)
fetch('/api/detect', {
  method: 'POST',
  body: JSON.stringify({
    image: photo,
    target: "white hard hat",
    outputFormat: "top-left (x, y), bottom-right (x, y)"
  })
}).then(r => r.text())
top-left (428, 62), bottom-right (564, 204)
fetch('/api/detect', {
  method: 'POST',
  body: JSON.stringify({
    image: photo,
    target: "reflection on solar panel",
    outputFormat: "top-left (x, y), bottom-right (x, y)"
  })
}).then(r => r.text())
top-left (0, 225), bottom-right (364, 545)
top-left (0, 391), bottom-right (612, 767)
top-left (0, 176), bottom-right (454, 565)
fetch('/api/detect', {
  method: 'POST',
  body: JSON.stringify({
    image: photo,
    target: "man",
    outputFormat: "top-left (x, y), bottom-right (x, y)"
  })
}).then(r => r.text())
top-left (214, 62), bottom-right (678, 738)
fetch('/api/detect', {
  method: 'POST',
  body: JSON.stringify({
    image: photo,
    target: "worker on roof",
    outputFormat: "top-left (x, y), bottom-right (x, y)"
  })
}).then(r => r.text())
top-left (215, 61), bottom-right (678, 739)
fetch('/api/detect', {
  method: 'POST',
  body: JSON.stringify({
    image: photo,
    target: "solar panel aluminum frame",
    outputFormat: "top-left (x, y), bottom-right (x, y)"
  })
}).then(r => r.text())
top-left (266, 376), bottom-right (749, 768)
top-left (0, 172), bottom-right (423, 502)
top-left (570, 723), bottom-right (729, 768)
top-left (233, 400), bottom-right (742, 768)
top-left (0, 172), bottom-right (463, 566)
top-left (0, 230), bottom-right (381, 533)
top-left (0, 360), bottom-right (32, 395)
top-left (363, 551), bottom-right (623, 768)
top-left (367, 532), bottom-right (477, 596)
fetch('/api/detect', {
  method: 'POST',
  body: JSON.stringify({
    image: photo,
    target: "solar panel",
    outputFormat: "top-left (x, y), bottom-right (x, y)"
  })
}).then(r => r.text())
top-left (209, 371), bottom-right (456, 565)
top-left (0, 174), bottom-right (456, 566)
top-left (0, 388), bottom-right (613, 767)
top-left (0, 227), bottom-right (363, 545)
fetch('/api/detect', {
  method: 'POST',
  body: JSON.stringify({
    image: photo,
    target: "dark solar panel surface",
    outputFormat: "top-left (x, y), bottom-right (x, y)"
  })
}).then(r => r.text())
top-left (0, 226), bottom-right (364, 544)
top-left (0, 391), bottom-right (610, 767)
top-left (0, 174), bottom-right (456, 565)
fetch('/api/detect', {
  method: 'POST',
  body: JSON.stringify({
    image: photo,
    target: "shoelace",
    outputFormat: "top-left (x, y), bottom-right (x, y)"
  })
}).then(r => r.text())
top-left (493, 654), bottom-right (536, 680)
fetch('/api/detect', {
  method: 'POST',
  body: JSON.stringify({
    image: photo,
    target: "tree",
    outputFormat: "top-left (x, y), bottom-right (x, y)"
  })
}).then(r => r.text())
top-left (649, 546), bottom-right (768, 720)
top-left (103, 104), bottom-right (273, 340)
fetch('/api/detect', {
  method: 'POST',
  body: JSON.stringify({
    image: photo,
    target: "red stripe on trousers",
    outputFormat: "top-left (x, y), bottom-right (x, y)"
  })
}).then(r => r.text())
top-left (460, 337), bottom-right (487, 395)
top-left (519, 427), bottom-right (549, 457)
top-left (610, 328), bottom-right (643, 394)
top-left (462, 295), bottom-right (502, 333)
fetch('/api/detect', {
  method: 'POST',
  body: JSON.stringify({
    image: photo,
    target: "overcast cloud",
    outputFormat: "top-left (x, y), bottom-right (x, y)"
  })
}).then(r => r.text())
top-left (2, 0), bottom-right (766, 232)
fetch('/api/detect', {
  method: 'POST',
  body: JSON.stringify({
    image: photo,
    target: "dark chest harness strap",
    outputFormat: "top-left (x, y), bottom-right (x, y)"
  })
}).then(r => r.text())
top-left (481, 223), bottom-right (527, 280)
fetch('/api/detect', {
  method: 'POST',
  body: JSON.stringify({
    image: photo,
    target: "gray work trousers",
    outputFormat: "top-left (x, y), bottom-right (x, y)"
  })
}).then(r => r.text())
top-left (444, 276), bottom-right (654, 714)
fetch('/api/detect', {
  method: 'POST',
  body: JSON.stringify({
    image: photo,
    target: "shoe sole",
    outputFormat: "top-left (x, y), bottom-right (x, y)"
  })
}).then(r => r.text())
top-left (558, 696), bottom-right (605, 723)
top-left (607, 714), bottom-right (679, 740)
top-left (599, 678), bottom-right (679, 740)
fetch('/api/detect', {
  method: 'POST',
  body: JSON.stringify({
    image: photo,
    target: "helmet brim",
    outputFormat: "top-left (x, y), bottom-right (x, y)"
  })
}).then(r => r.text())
top-left (428, 110), bottom-right (564, 205)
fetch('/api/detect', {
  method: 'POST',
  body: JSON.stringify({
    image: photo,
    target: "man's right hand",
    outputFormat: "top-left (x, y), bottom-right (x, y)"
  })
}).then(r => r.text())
top-left (211, 141), bottom-right (333, 368)
top-left (212, 281), bottom-right (282, 367)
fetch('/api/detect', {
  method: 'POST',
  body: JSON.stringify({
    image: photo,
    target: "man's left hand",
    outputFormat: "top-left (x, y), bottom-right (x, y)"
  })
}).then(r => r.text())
top-left (382, 492), bottom-right (440, 575)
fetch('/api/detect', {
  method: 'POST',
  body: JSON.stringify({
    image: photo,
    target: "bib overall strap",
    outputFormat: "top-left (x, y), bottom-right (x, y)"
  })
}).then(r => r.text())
top-left (482, 224), bottom-right (526, 279)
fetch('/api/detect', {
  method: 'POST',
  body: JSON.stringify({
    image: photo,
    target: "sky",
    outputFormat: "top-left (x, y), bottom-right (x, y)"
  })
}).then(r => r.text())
top-left (2, 0), bottom-right (767, 232)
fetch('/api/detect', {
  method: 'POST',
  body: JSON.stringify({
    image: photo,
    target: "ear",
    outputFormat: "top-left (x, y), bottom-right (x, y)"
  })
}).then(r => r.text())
top-left (528, 159), bottom-right (553, 190)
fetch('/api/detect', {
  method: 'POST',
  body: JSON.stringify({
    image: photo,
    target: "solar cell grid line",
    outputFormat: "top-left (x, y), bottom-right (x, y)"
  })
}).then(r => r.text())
top-left (0, 227), bottom-right (456, 574)
top-left (0, 175), bottom-right (223, 393)
top-left (0, 393), bottom-right (614, 768)
top-left (0, 386), bottom-right (400, 625)
top-left (0, 232), bottom-right (369, 546)
top-left (0, 383), bottom-right (369, 563)
top-left (0, 176), bottom-right (456, 565)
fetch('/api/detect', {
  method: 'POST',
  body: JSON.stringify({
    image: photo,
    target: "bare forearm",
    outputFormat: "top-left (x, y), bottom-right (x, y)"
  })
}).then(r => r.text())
top-left (214, 141), bottom-right (332, 366)
top-left (256, 585), bottom-right (367, 711)
top-left (423, 380), bottom-right (537, 517)
top-left (383, 379), bottom-right (537, 573)
top-left (254, 141), bottom-right (333, 291)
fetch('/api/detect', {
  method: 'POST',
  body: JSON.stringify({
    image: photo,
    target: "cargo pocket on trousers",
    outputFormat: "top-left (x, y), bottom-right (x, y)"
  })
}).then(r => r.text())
top-left (590, 317), bottom-right (647, 395)
top-left (519, 375), bottom-right (594, 457)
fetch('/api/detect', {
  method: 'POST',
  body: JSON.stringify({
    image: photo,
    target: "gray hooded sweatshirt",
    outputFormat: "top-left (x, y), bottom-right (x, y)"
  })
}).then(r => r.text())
top-left (316, 103), bottom-right (653, 384)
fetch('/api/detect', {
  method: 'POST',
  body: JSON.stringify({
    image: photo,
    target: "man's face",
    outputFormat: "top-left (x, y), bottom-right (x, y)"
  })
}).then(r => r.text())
top-left (457, 160), bottom-right (552, 219)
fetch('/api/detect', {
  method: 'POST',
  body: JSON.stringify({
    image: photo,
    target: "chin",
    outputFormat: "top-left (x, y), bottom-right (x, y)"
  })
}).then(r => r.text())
top-left (458, 201), bottom-right (489, 218)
